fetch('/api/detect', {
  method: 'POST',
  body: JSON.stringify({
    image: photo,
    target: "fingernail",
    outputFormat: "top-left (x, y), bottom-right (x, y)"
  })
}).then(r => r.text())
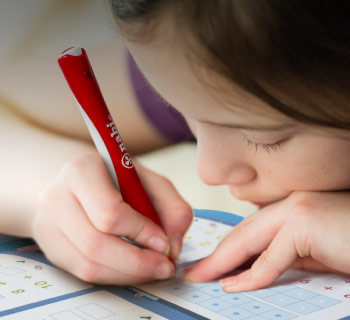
top-left (156, 262), bottom-right (174, 279)
top-left (148, 237), bottom-right (170, 254)
top-left (220, 276), bottom-right (238, 290)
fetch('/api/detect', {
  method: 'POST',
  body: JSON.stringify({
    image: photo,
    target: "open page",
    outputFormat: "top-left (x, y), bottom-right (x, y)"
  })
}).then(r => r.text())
top-left (0, 209), bottom-right (349, 319)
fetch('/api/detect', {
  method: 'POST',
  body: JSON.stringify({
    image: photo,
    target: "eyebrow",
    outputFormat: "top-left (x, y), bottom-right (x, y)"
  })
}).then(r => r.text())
top-left (200, 119), bottom-right (295, 131)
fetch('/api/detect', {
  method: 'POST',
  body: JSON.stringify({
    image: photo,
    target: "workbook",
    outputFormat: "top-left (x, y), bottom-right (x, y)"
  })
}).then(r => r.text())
top-left (0, 209), bottom-right (349, 319)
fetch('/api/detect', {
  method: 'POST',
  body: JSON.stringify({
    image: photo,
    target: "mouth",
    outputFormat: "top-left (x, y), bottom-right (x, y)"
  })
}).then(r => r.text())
top-left (250, 201), bottom-right (273, 207)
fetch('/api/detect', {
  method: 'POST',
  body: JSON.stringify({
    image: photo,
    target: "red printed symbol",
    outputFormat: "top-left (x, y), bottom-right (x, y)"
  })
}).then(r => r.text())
top-left (300, 280), bottom-right (310, 284)
top-left (324, 286), bottom-right (333, 290)
top-left (344, 294), bottom-right (350, 298)
top-left (122, 153), bottom-right (133, 169)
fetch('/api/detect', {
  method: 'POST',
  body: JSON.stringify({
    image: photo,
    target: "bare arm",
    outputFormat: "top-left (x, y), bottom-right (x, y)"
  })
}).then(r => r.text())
top-left (0, 39), bottom-right (172, 237)
top-left (0, 5), bottom-right (192, 284)
top-left (0, 105), bottom-right (94, 237)
top-left (0, 40), bottom-right (170, 155)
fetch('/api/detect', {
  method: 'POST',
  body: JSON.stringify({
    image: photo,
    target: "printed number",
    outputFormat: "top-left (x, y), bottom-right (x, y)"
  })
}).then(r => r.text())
top-left (34, 281), bottom-right (52, 289)
top-left (11, 289), bottom-right (25, 294)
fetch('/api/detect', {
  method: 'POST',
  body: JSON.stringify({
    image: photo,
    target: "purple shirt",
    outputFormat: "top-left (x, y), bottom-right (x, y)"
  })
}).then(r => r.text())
top-left (128, 53), bottom-right (195, 142)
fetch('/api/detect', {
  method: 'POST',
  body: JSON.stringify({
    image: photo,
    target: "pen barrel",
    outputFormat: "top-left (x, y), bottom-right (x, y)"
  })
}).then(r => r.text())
top-left (58, 47), bottom-right (161, 226)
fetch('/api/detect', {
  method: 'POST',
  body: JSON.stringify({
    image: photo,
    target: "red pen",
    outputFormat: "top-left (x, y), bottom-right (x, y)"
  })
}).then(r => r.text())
top-left (58, 47), bottom-right (175, 265)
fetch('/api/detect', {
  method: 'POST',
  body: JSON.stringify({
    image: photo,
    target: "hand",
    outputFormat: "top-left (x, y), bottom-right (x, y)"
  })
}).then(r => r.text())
top-left (32, 152), bottom-right (192, 285)
top-left (184, 191), bottom-right (350, 292)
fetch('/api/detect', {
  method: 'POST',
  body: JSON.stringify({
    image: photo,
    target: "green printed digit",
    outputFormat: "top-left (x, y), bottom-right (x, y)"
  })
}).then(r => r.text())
top-left (34, 281), bottom-right (52, 289)
top-left (11, 289), bottom-right (25, 294)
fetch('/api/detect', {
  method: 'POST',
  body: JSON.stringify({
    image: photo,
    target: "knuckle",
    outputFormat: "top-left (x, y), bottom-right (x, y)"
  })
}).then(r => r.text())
top-left (291, 196), bottom-right (318, 222)
top-left (93, 202), bottom-right (121, 233)
top-left (37, 184), bottom-right (57, 211)
top-left (151, 170), bottom-right (170, 185)
top-left (128, 253), bottom-right (150, 277)
top-left (79, 232), bottom-right (102, 260)
top-left (289, 191), bottom-right (317, 207)
top-left (170, 202), bottom-right (193, 227)
top-left (180, 203), bottom-right (194, 223)
top-left (257, 250), bottom-right (284, 280)
top-left (258, 250), bottom-right (274, 272)
top-left (62, 153), bottom-right (100, 180)
top-left (78, 260), bottom-right (99, 283)
top-left (128, 218), bottom-right (145, 241)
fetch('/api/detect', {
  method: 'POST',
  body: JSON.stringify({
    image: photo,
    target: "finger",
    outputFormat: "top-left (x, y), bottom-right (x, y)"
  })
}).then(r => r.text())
top-left (220, 223), bottom-right (297, 292)
top-left (55, 189), bottom-right (175, 280)
top-left (36, 223), bottom-right (161, 285)
top-left (139, 166), bottom-right (193, 258)
top-left (64, 154), bottom-right (170, 254)
top-left (34, 208), bottom-right (153, 284)
top-left (184, 205), bottom-right (286, 282)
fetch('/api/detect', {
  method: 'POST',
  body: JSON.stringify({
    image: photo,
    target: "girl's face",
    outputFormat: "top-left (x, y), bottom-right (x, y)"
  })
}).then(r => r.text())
top-left (127, 41), bottom-right (350, 206)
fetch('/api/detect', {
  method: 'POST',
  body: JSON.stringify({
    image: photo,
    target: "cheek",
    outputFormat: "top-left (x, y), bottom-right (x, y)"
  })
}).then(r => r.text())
top-left (256, 137), bottom-right (350, 191)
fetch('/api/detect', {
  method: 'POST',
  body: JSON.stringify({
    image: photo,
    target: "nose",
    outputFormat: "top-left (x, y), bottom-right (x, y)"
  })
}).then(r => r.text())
top-left (196, 126), bottom-right (256, 186)
top-left (226, 164), bottom-right (256, 184)
top-left (198, 157), bottom-right (256, 185)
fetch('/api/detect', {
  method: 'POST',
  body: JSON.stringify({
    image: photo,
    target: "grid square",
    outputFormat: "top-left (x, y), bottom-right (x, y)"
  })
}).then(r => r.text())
top-left (240, 301), bottom-right (273, 314)
top-left (284, 301), bottom-right (321, 315)
top-left (199, 283), bottom-right (227, 297)
top-left (178, 289), bottom-right (212, 303)
top-left (305, 294), bottom-right (341, 308)
top-left (0, 267), bottom-right (25, 276)
top-left (220, 293), bottom-right (254, 305)
top-left (264, 293), bottom-right (298, 307)
top-left (160, 283), bottom-right (192, 295)
top-left (284, 288), bottom-right (317, 300)
top-left (185, 281), bottom-right (214, 289)
top-left (77, 303), bottom-right (115, 319)
top-left (198, 297), bottom-right (233, 312)
top-left (219, 306), bottom-right (255, 320)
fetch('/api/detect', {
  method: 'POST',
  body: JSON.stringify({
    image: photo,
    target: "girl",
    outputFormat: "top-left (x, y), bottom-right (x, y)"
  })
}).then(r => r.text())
top-left (109, 0), bottom-right (350, 292)
top-left (1, 0), bottom-right (349, 292)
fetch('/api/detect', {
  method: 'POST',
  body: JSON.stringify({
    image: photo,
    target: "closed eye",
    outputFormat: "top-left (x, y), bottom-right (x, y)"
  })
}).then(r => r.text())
top-left (242, 134), bottom-right (287, 152)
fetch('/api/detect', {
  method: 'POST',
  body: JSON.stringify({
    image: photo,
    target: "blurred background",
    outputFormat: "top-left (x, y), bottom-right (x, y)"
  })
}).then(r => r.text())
top-left (0, 0), bottom-right (256, 217)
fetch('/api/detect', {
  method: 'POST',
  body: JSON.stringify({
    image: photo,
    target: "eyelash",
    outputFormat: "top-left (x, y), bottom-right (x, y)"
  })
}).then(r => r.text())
top-left (242, 135), bottom-right (285, 152)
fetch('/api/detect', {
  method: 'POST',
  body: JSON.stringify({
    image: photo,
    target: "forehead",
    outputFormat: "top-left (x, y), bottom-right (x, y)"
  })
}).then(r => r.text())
top-left (126, 39), bottom-right (294, 128)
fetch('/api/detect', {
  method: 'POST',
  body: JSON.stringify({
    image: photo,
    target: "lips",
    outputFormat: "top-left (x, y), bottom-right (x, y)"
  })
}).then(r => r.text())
top-left (251, 202), bottom-right (272, 207)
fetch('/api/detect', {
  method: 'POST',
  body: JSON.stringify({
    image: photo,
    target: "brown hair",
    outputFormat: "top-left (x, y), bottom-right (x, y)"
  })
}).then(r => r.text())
top-left (109, 0), bottom-right (350, 130)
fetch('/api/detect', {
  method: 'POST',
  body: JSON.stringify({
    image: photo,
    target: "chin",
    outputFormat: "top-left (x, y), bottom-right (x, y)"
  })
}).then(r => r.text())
top-left (228, 187), bottom-right (287, 207)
